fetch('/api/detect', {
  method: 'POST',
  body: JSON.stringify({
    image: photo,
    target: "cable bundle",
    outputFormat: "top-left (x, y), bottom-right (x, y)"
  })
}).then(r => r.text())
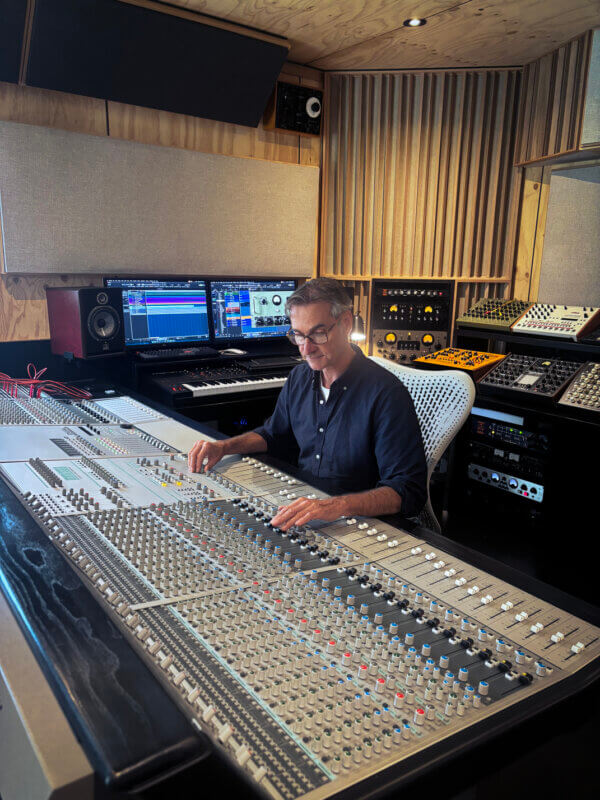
top-left (0, 363), bottom-right (92, 399)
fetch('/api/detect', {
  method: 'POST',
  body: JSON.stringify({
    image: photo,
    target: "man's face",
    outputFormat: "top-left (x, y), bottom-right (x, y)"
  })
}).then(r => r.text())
top-left (289, 302), bottom-right (352, 371)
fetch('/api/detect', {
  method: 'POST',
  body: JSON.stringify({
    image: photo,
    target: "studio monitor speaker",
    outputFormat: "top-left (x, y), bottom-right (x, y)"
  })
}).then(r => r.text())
top-left (46, 287), bottom-right (125, 358)
top-left (264, 81), bottom-right (323, 136)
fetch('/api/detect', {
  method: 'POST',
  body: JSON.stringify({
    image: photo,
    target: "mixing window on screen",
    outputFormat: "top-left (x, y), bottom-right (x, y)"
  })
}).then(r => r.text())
top-left (211, 280), bottom-right (295, 339)
top-left (105, 278), bottom-right (210, 346)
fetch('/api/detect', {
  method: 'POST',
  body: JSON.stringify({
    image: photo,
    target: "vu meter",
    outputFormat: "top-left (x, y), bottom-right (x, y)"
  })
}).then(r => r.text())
top-left (370, 279), bottom-right (453, 363)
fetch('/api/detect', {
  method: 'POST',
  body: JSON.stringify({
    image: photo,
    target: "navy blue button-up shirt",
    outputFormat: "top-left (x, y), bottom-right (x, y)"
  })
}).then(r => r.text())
top-left (253, 346), bottom-right (427, 517)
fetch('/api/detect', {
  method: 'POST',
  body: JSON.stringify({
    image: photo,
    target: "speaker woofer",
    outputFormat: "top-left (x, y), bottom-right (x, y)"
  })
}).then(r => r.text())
top-left (88, 305), bottom-right (120, 341)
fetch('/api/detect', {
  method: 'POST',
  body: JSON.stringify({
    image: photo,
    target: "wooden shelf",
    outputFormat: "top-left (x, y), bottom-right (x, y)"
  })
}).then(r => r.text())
top-left (320, 274), bottom-right (510, 283)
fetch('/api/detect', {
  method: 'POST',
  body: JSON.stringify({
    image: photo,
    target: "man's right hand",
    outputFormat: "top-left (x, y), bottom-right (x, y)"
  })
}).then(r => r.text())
top-left (188, 439), bottom-right (226, 473)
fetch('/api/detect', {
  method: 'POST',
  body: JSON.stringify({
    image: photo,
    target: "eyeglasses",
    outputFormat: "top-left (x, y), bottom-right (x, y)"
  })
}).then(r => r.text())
top-left (287, 319), bottom-right (339, 346)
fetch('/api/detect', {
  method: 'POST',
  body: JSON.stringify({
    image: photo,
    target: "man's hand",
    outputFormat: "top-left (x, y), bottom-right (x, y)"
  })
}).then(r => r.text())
top-left (270, 496), bottom-right (348, 531)
top-left (188, 439), bottom-right (226, 473)
top-left (270, 486), bottom-right (403, 530)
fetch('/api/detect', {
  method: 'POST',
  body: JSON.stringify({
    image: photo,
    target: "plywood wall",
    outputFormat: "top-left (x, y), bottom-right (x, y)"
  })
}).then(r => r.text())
top-left (0, 63), bottom-right (323, 342)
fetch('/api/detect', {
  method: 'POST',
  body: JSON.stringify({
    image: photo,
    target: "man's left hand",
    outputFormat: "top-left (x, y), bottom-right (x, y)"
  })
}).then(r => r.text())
top-left (270, 496), bottom-right (347, 531)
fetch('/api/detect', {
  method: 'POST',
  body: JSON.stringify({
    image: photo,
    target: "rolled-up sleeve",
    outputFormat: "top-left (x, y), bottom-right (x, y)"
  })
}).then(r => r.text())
top-left (253, 376), bottom-right (300, 464)
top-left (373, 382), bottom-right (428, 517)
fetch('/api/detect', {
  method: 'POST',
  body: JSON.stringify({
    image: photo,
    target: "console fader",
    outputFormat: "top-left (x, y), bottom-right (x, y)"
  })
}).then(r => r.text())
top-left (0, 392), bottom-right (598, 800)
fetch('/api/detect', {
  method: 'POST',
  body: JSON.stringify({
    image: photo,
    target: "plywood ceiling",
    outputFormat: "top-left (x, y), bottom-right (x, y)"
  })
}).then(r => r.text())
top-left (170, 0), bottom-right (600, 69)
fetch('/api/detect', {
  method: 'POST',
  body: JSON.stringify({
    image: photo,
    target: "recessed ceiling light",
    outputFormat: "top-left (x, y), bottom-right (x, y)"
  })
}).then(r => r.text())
top-left (403, 18), bottom-right (427, 27)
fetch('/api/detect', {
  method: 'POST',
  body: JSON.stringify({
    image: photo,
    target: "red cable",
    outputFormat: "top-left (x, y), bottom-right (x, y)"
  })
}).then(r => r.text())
top-left (0, 364), bottom-right (92, 399)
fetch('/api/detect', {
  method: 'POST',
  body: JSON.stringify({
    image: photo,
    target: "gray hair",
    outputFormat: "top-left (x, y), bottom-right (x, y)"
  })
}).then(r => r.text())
top-left (285, 278), bottom-right (353, 319)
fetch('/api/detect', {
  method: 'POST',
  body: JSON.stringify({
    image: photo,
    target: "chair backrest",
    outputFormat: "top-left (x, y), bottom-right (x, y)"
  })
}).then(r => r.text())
top-left (369, 357), bottom-right (476, 532)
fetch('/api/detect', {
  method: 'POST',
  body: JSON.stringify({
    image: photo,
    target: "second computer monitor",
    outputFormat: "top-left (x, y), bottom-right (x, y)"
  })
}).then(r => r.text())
top-left (211, 279), bottom-right (296, 340)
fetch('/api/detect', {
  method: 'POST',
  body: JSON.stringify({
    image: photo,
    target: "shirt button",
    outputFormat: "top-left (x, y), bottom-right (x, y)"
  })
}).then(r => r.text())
top-left (319, 427), bottom-right (324, 433)
top-left (343, 386), bottom-right (347, 390)
top-left (315, 454), bottom-right (320, 460)
top-left (319, 400), bottom-right (324, 405)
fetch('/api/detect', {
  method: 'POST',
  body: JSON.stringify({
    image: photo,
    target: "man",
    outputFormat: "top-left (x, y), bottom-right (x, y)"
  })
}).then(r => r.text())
top-left (188, 278), bottom-right (427, 530)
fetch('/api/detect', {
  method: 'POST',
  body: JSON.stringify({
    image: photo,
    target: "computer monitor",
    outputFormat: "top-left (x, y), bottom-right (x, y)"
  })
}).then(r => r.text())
top-left (104, 277), bottom-right (210, 347)
top-left (210, 279), bottom-right (296, 340)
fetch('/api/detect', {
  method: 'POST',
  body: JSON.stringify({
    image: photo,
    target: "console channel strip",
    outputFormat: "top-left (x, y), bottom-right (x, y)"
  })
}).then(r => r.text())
top-left (0, 393), bottom-right (598, 800)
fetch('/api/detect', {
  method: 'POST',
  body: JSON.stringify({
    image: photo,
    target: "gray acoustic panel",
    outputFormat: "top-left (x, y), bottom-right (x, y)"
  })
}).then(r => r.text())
top-left (0, 121), bottom-right (319, 276)
top-left (581, 28), bottom-right (600, 147)
top-left (537, 165), bottom-right (600, 307)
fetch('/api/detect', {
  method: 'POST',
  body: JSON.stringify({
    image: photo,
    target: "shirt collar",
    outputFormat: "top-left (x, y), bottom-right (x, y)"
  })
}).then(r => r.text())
top-left (311, 344), bottom-right (366, 391)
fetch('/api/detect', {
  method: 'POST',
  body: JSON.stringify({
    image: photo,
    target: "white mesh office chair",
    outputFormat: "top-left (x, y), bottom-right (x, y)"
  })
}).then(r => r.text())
top-left (369, 357), bottom-right (476, 533)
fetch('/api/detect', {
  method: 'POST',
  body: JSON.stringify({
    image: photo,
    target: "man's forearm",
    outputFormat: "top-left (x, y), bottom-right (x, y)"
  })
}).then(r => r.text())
top-left (338, 486), bottom-right (402, 518)
top-left (220, 431), bottom-right (268, 457)
top-left (271, 485), bottom-right (403, 530)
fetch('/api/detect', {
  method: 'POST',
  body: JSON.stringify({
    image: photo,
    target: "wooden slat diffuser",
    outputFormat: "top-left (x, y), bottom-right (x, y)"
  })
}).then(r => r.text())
top-left (320, 69), bottom-right (522, 285)
top-left (514, 31), bottom-right (593, 165)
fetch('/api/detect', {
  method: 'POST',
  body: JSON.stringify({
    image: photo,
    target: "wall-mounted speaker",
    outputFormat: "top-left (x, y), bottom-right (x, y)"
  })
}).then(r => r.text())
top-left (46, 287), bottom-right (125, 358)
top-left (264, 81), bottom-right (323, 136)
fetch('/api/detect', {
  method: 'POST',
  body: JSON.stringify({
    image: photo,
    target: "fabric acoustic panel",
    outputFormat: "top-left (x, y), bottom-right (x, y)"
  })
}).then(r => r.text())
top-left (581, 29), bottom-right (600, 148)
top-left (0, 121), bottom-right (319, 277)
top-left (537, 165), bottom-right (600, 307)
top-left (26, 0), bottom-right (288, 128)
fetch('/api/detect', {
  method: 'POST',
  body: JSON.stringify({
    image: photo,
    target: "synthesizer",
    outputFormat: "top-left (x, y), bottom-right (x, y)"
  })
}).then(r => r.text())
top-left (558, 361), bottom-right (600, 414)
top-left (456, 299), bottom-right (532, 332)
top-left (414, 348), bottom-right (505, 378)
top-left (370, 280), bottom-right (453, 364)
top-left (511, 304), bottom-right (600, 341)
top-left (182, 376), bottom-right (288, 398)
top-left (147, 362), bottom-right (291, 400)
top-left (0, 393), bottom-right (598, 800)
top-left (479, 355), bottom-right (584, 400)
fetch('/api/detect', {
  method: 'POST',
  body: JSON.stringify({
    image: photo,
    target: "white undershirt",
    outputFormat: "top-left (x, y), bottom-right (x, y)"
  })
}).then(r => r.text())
top-left (320, 373), bottom-right (331, 402)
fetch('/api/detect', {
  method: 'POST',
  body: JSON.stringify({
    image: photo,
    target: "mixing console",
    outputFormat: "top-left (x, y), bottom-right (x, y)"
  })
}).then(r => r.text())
top-left (479, 355), bottom-right (584, 399)
top-left (0, 390), bottom-right (165, 425)
top-left (558, 361), bottom-right (600, 414)
top-left (511, 304), bottom-right (600, 340)
top-left (0, 423), bottom-right (175, 461)
top-left (0, 392), bottom-right (598, 799)
top-left (456, 299), bottom-right (532, 332)
top-left (414, 348), bottom-right (505, 378)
